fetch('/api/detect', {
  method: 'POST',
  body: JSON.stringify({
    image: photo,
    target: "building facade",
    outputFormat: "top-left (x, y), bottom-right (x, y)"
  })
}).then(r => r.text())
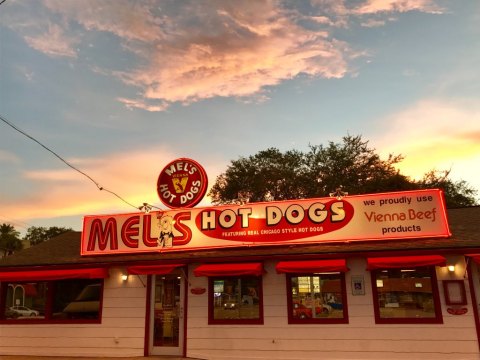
top-left (1, 194), bottom-right (480, 359)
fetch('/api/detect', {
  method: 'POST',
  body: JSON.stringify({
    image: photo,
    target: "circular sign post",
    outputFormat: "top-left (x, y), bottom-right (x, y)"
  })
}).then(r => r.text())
top-left (157, 158), bottom-right (208, 208)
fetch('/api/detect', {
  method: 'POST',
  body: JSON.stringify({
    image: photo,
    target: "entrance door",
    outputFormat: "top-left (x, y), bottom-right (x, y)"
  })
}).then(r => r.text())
top-left (150, 270), bottom-right (185, 356)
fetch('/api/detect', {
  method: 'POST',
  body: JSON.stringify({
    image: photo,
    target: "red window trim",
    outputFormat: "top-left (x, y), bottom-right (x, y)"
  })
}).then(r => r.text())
top-left (127, 263), bottom-right (185, 275)
top-left (285, 273), bottom-right (349, 324)
top-left (194, 262), bottom-right (264, 277)
top-left (370, 266), bottom-right (443, 324)
top-left (207, 276), bottom-right (264, 325)
top-left (366, 255), bottom-right (446, 270)
top-left (276, 259), bottom-right (349, 274)
top-left (0, 267), bottom-right (109, 281)
top-left (0, 279), bottom-right (104, 325)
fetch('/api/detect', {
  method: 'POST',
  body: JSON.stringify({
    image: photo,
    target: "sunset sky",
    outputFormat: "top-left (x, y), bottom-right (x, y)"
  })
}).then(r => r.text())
top-left (1, 0), bottom-right (479, 234)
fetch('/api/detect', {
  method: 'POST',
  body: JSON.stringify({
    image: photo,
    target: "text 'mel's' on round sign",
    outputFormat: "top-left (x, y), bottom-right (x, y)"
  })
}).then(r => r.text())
top-left (157, 158), bottom-right (208, 208)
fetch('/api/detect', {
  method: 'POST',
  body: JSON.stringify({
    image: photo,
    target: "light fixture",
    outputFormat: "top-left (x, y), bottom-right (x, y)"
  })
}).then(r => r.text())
top-left (121, 274), bottom-right (129, 281)
top-left (448, 265), bottom-right (455, 272)
top-left (329, 186), bottom-right (348, 200)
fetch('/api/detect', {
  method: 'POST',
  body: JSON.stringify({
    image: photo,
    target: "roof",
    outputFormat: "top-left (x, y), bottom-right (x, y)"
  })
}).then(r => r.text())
top-left (1, 206), bottom-right (479, 269)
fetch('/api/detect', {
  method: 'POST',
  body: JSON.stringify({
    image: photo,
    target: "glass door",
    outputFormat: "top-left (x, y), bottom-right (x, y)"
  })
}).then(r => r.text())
top-left (150, 270), bottom-right (185, 356)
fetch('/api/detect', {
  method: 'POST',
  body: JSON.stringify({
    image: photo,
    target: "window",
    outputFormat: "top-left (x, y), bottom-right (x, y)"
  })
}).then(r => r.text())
top-left (371, 266), bottom-right (442, 324)
top-left (1, 279), bottom-right (103, 323)
top-left (208, 276), bottom-right (263, 325)
top-left (286, 272), bottom-right (348, 324)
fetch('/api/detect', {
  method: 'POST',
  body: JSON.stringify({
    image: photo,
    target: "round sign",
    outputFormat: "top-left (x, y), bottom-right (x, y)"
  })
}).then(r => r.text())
top-left (157, 158), bottom-right (208, 208)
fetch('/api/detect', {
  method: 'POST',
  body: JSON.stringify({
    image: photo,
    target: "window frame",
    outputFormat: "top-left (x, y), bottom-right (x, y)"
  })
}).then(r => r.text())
top-left (285, 272), bottom-right (349, 324)
top-left (207, 275), bottom-right (264, 325)
top-left (0, 279), bottom-right (104, 324)
top-left (370, 266), bottom-right (443, 324)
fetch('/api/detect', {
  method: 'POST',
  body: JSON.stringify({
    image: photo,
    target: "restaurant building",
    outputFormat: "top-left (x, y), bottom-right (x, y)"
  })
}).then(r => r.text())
top-left (1, 187), bottom-right (480, 359)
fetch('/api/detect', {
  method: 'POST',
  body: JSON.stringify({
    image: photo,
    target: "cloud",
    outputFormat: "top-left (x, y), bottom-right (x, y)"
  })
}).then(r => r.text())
top-left (13, 0), bottom-right (354, 109)
top-left (5, 0), bottom-right (447, 109)
top-left (353, 0), bottom-right (444, 15)
top-left (117, 97), bottom-right (169, 112)
top-left (372, 99), bottom-right (480, 190)
top-left (4, 146), bottom-right (225, 221)
top-left (0, 150), bottom-right (20, 164)
top-left (43, 0), bottom-right (163, 42)
top-left (109, 1), bottom-right (351, 107)
top-left (360, 18), bottom-right (387, 27)
top-left (1, 1), bottom-right (79, 59)
top-left (24, 22), bottom-right (79, 58)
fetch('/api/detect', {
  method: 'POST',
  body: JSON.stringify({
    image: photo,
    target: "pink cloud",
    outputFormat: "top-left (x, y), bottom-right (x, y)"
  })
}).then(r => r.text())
top-left (117, 97), bottom-right (169, 112)
top-left (43, 0), bottom-right (163, 42)
top-left (354, 0), bottom-right (444, 15)
top-left (5, 0), bottom-right (447, 109)
top-left (113, 2), bottom-right (350, 106)
top-left (0, 150), bottom-right (20, 164)
top-left (360, 18), bottom-right (388, 27)
top-left (24, 23), bottom-right (78, 58)
top-left (38, 1), bottom-right (352, 107)
top-left (4, 146), bottom-right (225, 221)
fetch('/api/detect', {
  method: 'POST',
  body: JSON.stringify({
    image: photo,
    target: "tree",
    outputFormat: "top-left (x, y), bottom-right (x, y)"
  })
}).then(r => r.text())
top-left (418, 169), bottom-right (478, 208)
top-left (0, 223), bottom-right (23, 257)
top-left (24, 226), bottom-right (73, 246)
top-left (209, 148), bottom-right (307, 204)
top-left (303, 135), bottom-right (414, 198)
top-left (208, 135), bottom-right (478, 208)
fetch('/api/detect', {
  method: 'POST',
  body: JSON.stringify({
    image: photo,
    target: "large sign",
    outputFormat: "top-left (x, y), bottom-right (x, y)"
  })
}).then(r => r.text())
top-left (157, 158), bottom-right (208, 208)
top-left (81, 189), bottom-right (451, 256)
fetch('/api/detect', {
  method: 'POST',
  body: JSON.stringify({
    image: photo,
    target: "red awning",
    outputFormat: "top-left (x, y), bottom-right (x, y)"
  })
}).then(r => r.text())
top-left (276, 259), bottom-right (349, 274)
top-left (366, 255), bottom-right (446, 270)
top-left (0, 267), bottom-right (109, 282)
top-left (127, 263), bottom-right (185, 275)
top-left (194, 263), bottom-right (264, 277)
top-left (466, 254), bottom-right (480, 264)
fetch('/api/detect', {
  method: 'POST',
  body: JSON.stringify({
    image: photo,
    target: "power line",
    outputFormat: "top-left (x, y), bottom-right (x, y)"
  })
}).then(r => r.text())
top-left (0, 113), bottom-right (151, 211)
top-left (0, 215), bottom-right (32, 230)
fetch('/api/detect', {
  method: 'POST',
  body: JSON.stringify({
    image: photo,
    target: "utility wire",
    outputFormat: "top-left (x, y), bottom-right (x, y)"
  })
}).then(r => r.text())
top-left (0, 214), bottom-right (32, 231)
top-left (0, 114), bottom-right (148, 211)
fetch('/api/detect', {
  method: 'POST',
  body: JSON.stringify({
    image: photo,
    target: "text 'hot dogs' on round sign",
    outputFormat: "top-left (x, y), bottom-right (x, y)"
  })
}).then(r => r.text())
top-left (157, 158), bottom-right (208, 208)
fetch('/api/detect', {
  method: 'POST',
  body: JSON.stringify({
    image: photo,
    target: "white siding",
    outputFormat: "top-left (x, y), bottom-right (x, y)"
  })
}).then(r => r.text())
top-left (0, 267), bottom-right (147, 357)
top-left (1, 256), bottom-right (479, 359)
top-left (186, 257), bottom-right (480, 360)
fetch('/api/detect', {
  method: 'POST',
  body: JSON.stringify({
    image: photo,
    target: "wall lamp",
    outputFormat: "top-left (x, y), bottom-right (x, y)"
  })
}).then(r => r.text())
top-left (121, 274), bottom-right (129, 281)
top-left (447, 265), bottom-right (455, 273)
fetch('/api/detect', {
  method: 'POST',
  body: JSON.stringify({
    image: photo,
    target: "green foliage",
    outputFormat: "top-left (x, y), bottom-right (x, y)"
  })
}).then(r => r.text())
top-left (24, 226), bottom-right (73, 246)
top-left (303, 135), bottom-right (414, 197)
top-left (0, 223), bottom-right (23, 257)
top-left (208, 148), bottom-right (307, 204)
top-left (417, 169), bottom-right (478, 208)
top-left (208, 135), bottom-right (478, 208)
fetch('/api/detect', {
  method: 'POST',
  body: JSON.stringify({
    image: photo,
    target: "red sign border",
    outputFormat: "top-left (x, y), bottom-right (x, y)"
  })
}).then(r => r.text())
top-left (82, 189), bottom-right (452, 257)
top-left (157, 158), bottom-right (208, 209)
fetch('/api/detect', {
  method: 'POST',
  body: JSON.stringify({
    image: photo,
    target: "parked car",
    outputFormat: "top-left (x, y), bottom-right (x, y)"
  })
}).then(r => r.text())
top-left (293, 302), bottom-right (311, 318)
top-left (4, 307), bottom-right (19, 319)
top-left (293, 302), bottom-right (332, 319)
top-left (9, 306), bottom-right (39, 317)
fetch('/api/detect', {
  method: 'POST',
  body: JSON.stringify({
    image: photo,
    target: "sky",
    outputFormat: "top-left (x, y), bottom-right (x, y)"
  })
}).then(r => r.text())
top-left (1, 0), bottom-right (479, 235)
